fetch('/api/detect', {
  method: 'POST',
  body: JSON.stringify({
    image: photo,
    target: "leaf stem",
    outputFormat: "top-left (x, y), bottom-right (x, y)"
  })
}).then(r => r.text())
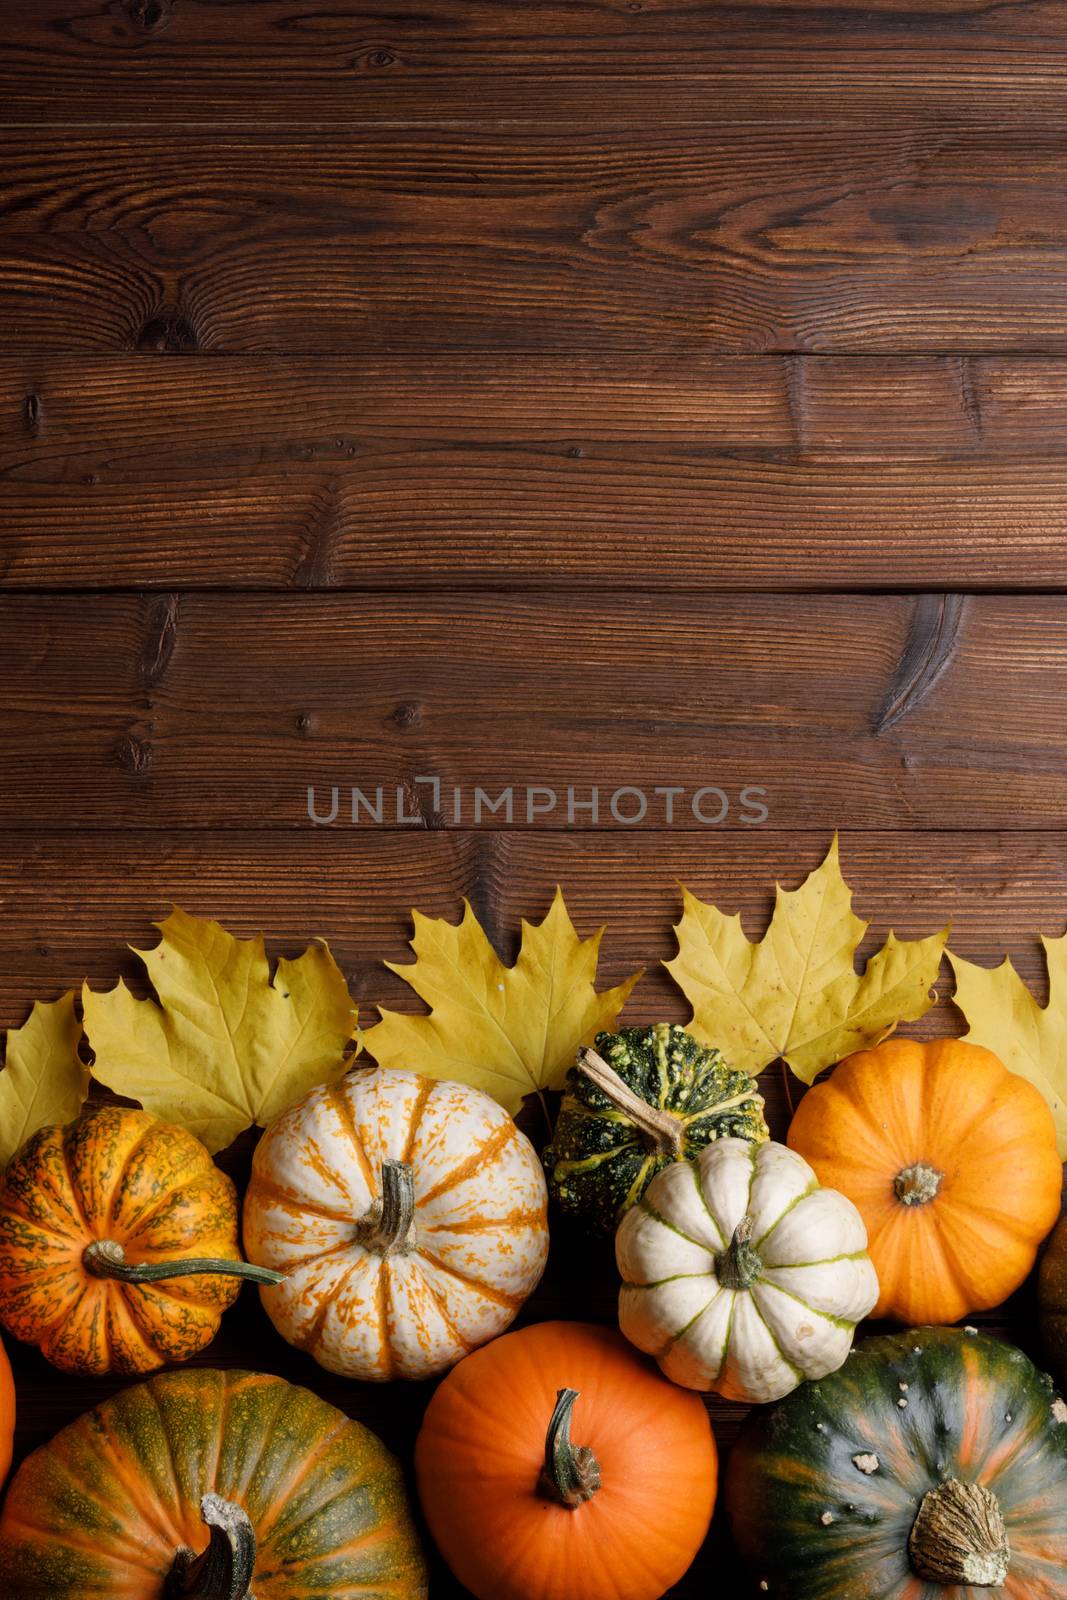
top-left (780, 1058), bottom-right (796, 1120)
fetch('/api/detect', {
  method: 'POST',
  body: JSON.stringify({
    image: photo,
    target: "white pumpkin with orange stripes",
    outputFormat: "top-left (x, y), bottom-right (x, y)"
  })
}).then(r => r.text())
top-left (243, 1065), bottom-right (549, 1380)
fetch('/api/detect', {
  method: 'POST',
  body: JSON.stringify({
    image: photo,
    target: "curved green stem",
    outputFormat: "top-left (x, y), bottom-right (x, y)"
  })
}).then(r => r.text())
top-left (83, 1239), bottom-right (284, 1288)
top-left (167, 1495), bottom-right (257, 1599)
top-left (715, 1214), bottom-right (763, 1291)
top-left (539, 1388), bottom-right (601, 1508)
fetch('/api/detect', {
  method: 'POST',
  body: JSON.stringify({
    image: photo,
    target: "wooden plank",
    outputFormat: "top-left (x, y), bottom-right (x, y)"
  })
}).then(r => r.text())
top-left (0, 829), bottom-right (1059, 1030)
top-left (1, 592), bottom-right (1067, 830)
top-left (14, 354), bottom-right (1067, 460)
top-left (8, 356), bottom-right (1067, 589)
top-left (5, 130), bottom-right (1067, 353)
top-left (3, 0), bottom-right (1067, 126)
top-left (11, 461), bottom-right (1067, 590)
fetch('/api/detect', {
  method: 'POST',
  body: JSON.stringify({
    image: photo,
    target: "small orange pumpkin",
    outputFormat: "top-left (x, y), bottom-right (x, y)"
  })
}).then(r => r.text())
top-left (0, 1106), bottom-right (281, 1375)
top-left (415, 1320), bottom-right (716, 1600)
top-left (788, 1037), bottom-right (1062, 1326)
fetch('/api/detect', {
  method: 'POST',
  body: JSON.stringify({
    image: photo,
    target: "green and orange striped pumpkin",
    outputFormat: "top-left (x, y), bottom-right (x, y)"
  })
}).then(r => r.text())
top-left (726, 1327), bottom-right (1067, 1600)
top-left (0, 1367), bottom-right (428, 1598)
top-left (0, 1107), bottom-right (280, 1376)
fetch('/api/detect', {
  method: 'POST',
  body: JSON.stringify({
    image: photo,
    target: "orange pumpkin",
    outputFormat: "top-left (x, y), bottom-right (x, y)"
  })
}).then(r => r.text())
top-left (788, 1037), bottom-right (1062, 1325)
top-left (0, 1336), bottom-right (13, 1490)
top-left (0, 1106), bottom-right (282, 1375)
top-left (415, 1320), bottom-right (716, 1600)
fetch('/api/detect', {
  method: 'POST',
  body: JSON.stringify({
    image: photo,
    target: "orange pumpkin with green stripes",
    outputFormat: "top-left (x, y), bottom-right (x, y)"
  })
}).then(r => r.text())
top-left (0, 1367), bottom-right (428, 1598)
top-left (726, 1327), bottom-right (1067, 1599)
top-left (0, 1106), bottom-right (280, 1376)
top-left (243, 1066), bottom-right (549, 1381)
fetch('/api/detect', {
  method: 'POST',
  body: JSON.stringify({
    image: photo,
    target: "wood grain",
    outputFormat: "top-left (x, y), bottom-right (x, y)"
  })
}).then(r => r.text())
top-left (8, 357), bottom-right (1067, 588)
top-left (0, 827), bottom-right (1058, 1031)
top-left (3, 591), bottom-right (1067, 829)
top-left (3, 0), bottom-right (1067, 126)
top-left (6, 129), bottom-right (1067, 353)
top-left (12, 354), bottom-right (1067, 460)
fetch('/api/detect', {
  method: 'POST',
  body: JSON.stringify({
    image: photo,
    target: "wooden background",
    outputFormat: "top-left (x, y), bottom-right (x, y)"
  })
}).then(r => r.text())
top-left (2, 1), bottom-right (1066, 1593)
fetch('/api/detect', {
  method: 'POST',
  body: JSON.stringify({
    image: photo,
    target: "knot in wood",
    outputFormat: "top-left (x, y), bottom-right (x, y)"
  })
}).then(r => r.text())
top-left (137, 310), bottom-right (198, 353)
top-left (125, 0), bottom-right (169, 29)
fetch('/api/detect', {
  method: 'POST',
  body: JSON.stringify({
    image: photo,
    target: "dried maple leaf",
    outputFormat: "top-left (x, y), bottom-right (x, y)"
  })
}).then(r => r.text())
top-left (665, 837), bottom-right (948, 1085)
top-left (364, 888), bottom-right (643, 1116)
top-left (82, 907), bottom-right (359, 1153)
top-left (0, 993), bottom-right (89, 1168)
top-left (949, 936), bottom-right (1067, 1158)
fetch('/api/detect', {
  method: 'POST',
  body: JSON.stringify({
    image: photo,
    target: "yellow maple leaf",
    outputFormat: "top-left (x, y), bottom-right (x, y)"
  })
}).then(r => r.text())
top-left (0, 993), bottom-right (89, 1168)
top-left (949, 936), bottom-right (1067, 1158)
top-left (364, 888), bottom-right (643, 1115)
top-left (665, 837), bottom-right (948, 1085)
top-left (82, 907), bottom-right (359, 1153)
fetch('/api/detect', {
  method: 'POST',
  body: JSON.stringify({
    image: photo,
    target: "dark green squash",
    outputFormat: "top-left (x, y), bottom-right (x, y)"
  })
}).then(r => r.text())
top-left (1040, 1209), bottom-right (1067, 1391)
top-left (726, 1326), bottom-right (1067, 1600)
top-left (543, 1022), bottom-right (767, 1234)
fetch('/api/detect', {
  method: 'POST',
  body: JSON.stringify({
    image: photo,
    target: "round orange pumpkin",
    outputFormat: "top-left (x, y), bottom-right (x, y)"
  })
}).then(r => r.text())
top-left (787, 1037), bottom-right (1062, 1325)
top-left (0, 1106), bottom-right (281, 1375)
top-left (415, 1320), bottom-right (716, 1600)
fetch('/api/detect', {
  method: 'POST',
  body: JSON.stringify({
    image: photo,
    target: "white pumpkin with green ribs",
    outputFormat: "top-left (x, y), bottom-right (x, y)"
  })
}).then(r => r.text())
top-left (616, 1138), bottom-right (878, 1403)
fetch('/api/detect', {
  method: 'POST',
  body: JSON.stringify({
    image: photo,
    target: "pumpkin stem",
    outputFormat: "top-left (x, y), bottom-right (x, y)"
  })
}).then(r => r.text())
top-left (357, 1160), bottom-right (417, 1255)
top-left (895, 1162), bottom-right (944, 1207)
top-left (908, 1479), bottom-right (1010, 1587)
top-left (539, 1388), bottom-right (602, 1508)
top-left (83, 1239), bottom-right (284, 1288)
top-left (715, 1213), bottom-right (763, 1291)
top-left (167, 1494), bottom-right (257, 1600)
top-left (575, 1047), bottom-right (684, 1158)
